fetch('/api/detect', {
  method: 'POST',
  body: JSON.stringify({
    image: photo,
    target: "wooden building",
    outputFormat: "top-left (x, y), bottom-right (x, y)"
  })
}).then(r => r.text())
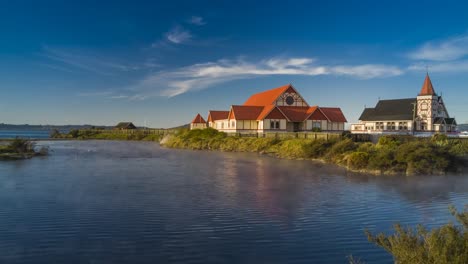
top-left (190, 113), bottom-right (207, 130)
top-left (193, 84), bottom-right (347, 133)
top-left (115, 122), bottom-right (137, 130)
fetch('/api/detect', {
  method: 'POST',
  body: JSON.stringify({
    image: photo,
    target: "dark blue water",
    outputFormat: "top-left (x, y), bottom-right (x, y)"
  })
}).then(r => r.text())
top-left (0, 130), bottom-right (50, 139)
top-left (0, 141), bottom-right (466, 263)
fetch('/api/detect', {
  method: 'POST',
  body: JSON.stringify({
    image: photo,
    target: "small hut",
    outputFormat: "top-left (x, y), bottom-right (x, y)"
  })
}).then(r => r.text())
top-left (115, 122), bottom-right (137, 130)
top-left (190, 114), bottom-right (207, 130)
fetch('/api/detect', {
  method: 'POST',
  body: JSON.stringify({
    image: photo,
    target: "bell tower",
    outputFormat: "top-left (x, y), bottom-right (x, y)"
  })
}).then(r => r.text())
top-left (416, 73), bottom-right (448, 131)
top-left (416, 74), bottom-right (438, 131)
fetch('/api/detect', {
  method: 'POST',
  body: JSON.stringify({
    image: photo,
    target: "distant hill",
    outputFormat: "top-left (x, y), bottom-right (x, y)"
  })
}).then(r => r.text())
top-left (168, 124), bottom-right (190, 130)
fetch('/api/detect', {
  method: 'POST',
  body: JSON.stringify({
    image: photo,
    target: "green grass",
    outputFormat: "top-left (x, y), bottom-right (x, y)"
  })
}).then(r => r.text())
top-left (52, 129), bottom-right (163, 142)
top-left (163, 129), bottom-right (468, 175)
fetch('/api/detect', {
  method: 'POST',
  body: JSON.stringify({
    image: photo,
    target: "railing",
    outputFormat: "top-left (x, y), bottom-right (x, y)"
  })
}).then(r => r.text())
top-left (77, 129), bottom-right (178, 135)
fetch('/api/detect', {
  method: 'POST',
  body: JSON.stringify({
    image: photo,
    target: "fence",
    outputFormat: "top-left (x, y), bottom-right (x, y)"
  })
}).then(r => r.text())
top-left (78, 129), bottom-right (375, 142)
top-left (78, 129), bottom-right (178, 136)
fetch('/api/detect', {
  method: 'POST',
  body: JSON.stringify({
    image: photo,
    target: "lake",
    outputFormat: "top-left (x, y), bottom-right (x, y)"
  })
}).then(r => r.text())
top-left (0, 140), bottom-right (466, 263)
top-left (0, 130), bottom-right (50, 139)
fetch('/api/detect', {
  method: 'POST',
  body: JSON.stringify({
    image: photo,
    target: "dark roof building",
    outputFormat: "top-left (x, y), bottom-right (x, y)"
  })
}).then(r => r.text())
top-left (115, 122), bottom-right (137, 129)
top-left (351, 74), bottom-right (457, 134)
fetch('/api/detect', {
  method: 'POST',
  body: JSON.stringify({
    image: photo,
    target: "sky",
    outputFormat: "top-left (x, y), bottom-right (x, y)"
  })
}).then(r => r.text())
top-left (1, 0), bottom-right (468, 128)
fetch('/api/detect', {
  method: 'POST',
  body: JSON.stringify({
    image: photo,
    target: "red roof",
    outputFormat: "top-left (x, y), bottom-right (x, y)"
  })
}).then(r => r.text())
top-left (243, 84), bottom-right (291, 106)
top-left (307, 106), bottom-right (328, 120)
top-left (230, 105), bottom-right (264, 120)
top-left (277, 106), bottom-right (311, 122)
top-left (419, 74), bottom-right (436, 96)
top-left (207, 110), bottom-right (229, 122)
top-left (191, 113), bottom-right (206, 124)
top-left (319, 107), bottom-right (347, 122)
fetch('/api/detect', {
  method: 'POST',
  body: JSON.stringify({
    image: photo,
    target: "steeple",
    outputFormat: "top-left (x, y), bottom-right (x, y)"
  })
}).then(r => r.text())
top-left (419, 74), bottom-right (436, 96)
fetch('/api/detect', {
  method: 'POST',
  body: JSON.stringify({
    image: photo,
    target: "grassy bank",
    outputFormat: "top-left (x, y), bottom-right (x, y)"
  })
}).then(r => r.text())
top-left (0, 138), bottom-right (48, 160)
top-left (51, 129), bottom-right (162, 142)
top-left (162, 128), bottom-right (468, 175)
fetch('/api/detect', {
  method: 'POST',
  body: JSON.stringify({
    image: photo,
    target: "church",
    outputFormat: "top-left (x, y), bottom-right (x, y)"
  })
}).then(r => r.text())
top-left (190, 84), bottom-right (347, 133)
top-left (350, 74), bottom-right (457, 134)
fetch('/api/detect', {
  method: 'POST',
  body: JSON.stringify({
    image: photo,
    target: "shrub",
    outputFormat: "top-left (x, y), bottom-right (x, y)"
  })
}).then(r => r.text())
top-left (365, 205), bottom-right (468, 264)
top-left (396, 141), bottom-right (452, 175)
top-left (325, 138), bottom-right (357, 163)
top-left (347, 152), bottom-right (370, 170)
top-left (367, 147), bottom-right (398, 173)
top-left (8, 138), bottom-right (35, 153)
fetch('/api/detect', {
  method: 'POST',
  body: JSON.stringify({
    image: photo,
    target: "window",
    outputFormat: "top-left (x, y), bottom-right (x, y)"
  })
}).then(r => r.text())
top-left (398, 122), bottom-right (408, 130)
top-left (387, 122), bottom-right (396, 130)
top-left (420, 122), bottom-right (427, 131)
top-left (376, 122), bottom-right (384, 130)
top-left (221, 122), bottom-right (224, 129)
top-left (270, 120), bottom-right (280, 129)
top-left (312, 121), bottom-right (321, 129)
top-left (231, 121), bottom-right (235, 128)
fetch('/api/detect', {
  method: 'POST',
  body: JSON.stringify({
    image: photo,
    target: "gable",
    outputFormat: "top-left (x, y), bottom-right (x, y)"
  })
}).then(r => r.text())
top-left (263, 107), bottom-right (287, 120)
top-left (308, 108), bottom-right (328, 120)
top-left (274, 86), bottom-right (309, 107)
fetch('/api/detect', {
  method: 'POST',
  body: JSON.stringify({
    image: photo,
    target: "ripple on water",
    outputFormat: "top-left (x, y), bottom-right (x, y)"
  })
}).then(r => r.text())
top-left (0, 140), bottom-right (466, 264)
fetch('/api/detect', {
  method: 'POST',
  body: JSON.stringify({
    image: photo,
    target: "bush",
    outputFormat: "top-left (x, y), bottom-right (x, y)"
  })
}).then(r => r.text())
top-left (395, 141), bottom-right (452, 175)
top-left (325, 138), bottom-right (357, 163)
top-left (365, 205), bottom-right (468, 264)
top-left (8, 138), bottom-right (35, 153)
top-left (347, 152), bottom-right (369, 170)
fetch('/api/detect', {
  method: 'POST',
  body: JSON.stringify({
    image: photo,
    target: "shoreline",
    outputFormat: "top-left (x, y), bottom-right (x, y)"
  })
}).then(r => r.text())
top-left (2, 131), bottom-right (468, 176)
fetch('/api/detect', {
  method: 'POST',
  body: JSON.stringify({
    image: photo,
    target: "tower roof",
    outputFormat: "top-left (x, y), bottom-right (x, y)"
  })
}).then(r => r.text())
top-left (419, 74), bottom-right (436, 96)
top-left (191, 113), bottom-right (206, 124)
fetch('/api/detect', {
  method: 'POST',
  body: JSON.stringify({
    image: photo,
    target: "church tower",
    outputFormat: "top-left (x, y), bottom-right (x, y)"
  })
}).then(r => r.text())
top-left (416, 74), bottom-right (449, 131)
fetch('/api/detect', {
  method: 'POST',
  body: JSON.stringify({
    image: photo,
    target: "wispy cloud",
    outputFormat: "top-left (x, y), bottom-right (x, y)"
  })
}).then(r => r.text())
top-left (41, 47), bottom-right (153, 75)
top-left (188, 16), bottom-right (206, 26)
top-left (165, 26), bottom-right (192, 44)
top-left (408, 60), bottom-right (468, 73)
top-left (127, 57), bottom-right (403, 98)
top-left (408, 34), bottom-right (468, 61)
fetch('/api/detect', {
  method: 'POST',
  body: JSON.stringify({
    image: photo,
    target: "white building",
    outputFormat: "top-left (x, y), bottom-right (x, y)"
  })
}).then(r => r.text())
top-left (351, 74), bottom-right (457, 134)
top-left (192, 84), bottom-right (347, 133)
top-left (190, 113), bottom-right (207, 130)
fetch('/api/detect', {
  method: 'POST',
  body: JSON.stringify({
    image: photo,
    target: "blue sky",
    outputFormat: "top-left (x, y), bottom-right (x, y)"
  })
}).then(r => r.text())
top-left (1, 0), bottom-right (468, 127)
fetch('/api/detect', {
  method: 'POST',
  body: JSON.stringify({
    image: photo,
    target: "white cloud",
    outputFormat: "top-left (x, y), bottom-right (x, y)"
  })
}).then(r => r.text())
top-left (41, 47), bottom-right (148, 75)
top-left (127, 57), bottom-right (403, 98)
top-left (166, 26), bottom-right (192, 44)
top-left (408, 60), bottom-right (468, 73)
top-left (408, 35), bottom-right (468, 61)
top-left (188, 16), bottom-right (206, 26)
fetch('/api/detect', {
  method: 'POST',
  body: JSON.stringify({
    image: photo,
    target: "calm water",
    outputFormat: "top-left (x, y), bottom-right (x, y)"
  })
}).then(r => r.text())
top-left (0, 141), bottom-right (467, 264)
top-left (0, 130), bottom-right (50, 139)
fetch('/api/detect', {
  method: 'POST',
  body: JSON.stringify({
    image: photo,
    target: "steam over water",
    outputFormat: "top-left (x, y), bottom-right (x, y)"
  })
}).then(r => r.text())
top-left (0, 141), bottom-right (467, 263)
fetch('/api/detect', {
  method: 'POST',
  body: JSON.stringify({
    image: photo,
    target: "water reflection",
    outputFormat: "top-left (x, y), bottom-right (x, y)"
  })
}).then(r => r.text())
top-left (0, 140), bottom-right (466, 264)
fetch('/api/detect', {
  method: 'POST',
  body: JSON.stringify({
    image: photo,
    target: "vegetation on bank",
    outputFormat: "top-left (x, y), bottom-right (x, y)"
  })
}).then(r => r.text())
top-left (51, 129), bottom-right (162, 142)
top-left (350, 205), bottom-right (468, 264)
top-left (0, 138), bottom-right (48, 160)
top-left (162, 128), bottom-right (468, 175)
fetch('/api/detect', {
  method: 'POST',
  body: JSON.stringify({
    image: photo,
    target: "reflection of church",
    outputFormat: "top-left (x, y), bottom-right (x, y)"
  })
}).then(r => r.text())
top-left (351, 74), bottom-right (457, 134)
